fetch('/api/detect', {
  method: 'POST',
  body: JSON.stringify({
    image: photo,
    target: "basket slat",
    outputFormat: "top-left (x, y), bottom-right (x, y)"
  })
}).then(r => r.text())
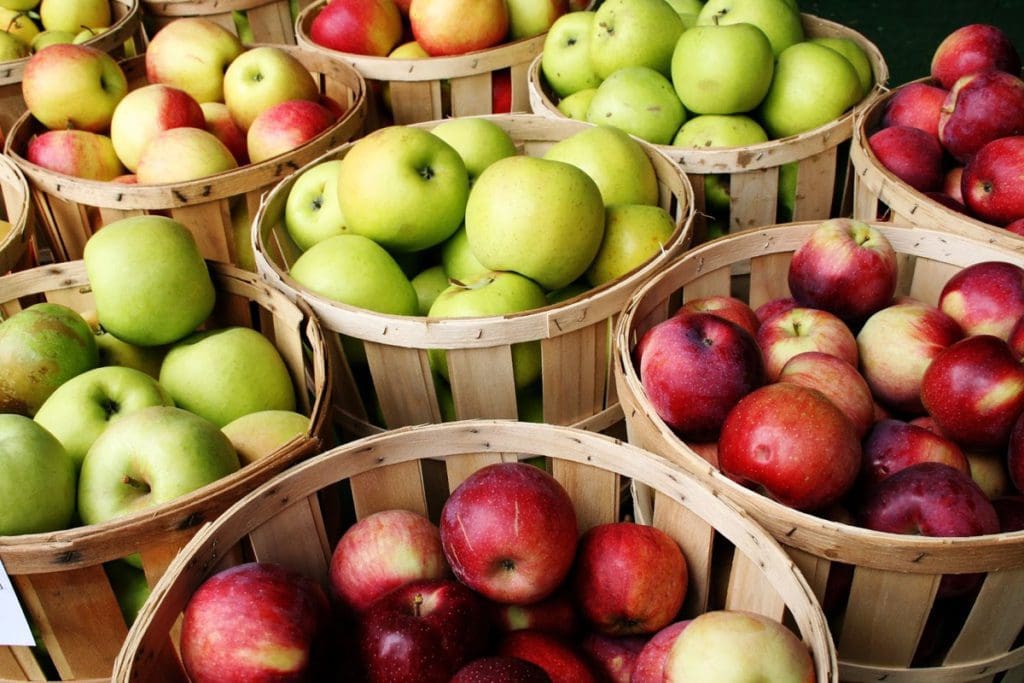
top-left (945, 568), bottom-right (1024, 665)
top-left (725, 552), bottom-right (788, 622)
top-left (541, 324), bottom-right (606, 425)
top-left (551, 460), bottom-right (618, 534)
top-left (247, 495), bottom-right (332, 584)
top-left (793, 148), bottom-right (840, 222)
top-left (653, 494), bottom-right (715, 615)
top-left (350, 462), bottom-right (430, 520)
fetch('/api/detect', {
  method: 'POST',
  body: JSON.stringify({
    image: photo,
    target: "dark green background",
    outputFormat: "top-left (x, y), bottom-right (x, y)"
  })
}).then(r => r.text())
top-left (800, 0), bottom-right (1024, 87)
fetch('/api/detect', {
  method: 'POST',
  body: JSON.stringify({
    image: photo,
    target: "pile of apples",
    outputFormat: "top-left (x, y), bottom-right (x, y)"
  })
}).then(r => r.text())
top-left (868, 23), bottom-right (1024, 231)
top-left (18, 17), bottom-right (347, 183)
top-left (638, 218), bottom-right (1024, 565)
top-left (178, 460), bottom-right (817, 682)
top-left (0, 0), bottom-right (111, 62)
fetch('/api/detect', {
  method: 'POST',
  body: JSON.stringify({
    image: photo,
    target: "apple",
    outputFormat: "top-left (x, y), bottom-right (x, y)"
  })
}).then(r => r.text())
top-left (638, 311), bottom-right (765, 441)
top-left (451, 657), bottom-right (552, 682)
top-left (431, 117), bottom-right (519, 185)
top-left (201, 101), bottom-right (249, 166)
top-left (631, 621), bottom-right (690, 683)
top-left (966, 451), bottom-right (1012, 500)
top-left (79, 310), bottom-right (166, 378)
top-left (497, 630), bottom-right (600, 683)
top-left (109, 84), bottom-right (206, 172)
top-left (0, 30), bottom-right (29, 60)
top-left (588, 0), bottom-right (685, 79)
top-left (860, 418), bottom-right (970, 490)
top-left (541, 11), bottom-right (602, 98)
top-left (410, 0), bottom-right (509, 57)
top-left (556, 88), bottom-right (597, 120)
top-left (0, 413), bottom-right (76, 535)
top-left (755, 306), bottom-right (859, 382)
top-left (1005, 408), bottom-right (1024, 493)
top-left (679, 295), bottom-right (760, 337)
top-left (938, 260), bottom-right (1024, 340)
top-left (491, 590), bottom-right (580, 638)
top-left (0, 7), bottom-right (37, 44)
top-left (962, 135), bottom-right (1024, 226)
top-left (993, 495), bottom-right (1024, 532)
top-left (38, 0), bottom-right (109, 32)
top-left (135, 127), bottom-right (239, 183)
top-left (754, 296), bottom-right (797, 325)
top-left (882, 82), bottom-right (949, 138)
top-left (22, 43), bottom-right (127, 132)
top-left (439, 461), bottom-right (578, 605)
top-left (943, 166), bottom-right (965, 204)
top-left (492, 68), bottom-right (512, 113)
top-left (585, 203), bottom-right (675, 287)
top-left (869, 125), bottom-right (945, 192)
top-left (180, 562), bottom-right (330, 682)
top-left (507, 0), bottom-right (567, 40)
top-left (586, 66), bottom-right (685, 145)
top-left (222, 46), bottom-right (320, 131)
top-left (26, 130), bottom-right (125, 181)
top-left (220, 409), bottom-right (309, 465)
top-left (284, 160), bottom-right (347, 251)
top-left (696, 0), bottom-right (804, 58)
top-left (145, 17), bottom-right (245, 104)
top-left (777, 351), bottom-right (875, 438)
top-left (440, 226), bottom-right (490, 283)
top-left (246, 99), bottom-right (336, 164)
top-left (930, 23), bottom-right (1023, 90)
top-left (309, 0), bottom-right (404, 57)
top-left (938, 70), bottom-right (1024, 163)
top-left (579, 632), bottom-right (646, 683)
top-left (718, 382), bottom-right (862, 511)
top-left (811, 36), bottom-right (874, 98)
top-left (673, 113), bottom-right (769, 148)
top-left (104, 560), bottom-right (151, 626)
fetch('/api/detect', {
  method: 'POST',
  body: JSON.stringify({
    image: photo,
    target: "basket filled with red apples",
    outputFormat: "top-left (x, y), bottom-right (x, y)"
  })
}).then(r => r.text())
top-left (852, 23), bottom-right (1024, 256)
top-left (140, 0), bottom-right (313, 45)
top-left (615, 217), bottom-right (1024, 681)
top-left (527, 0), bottom-right (888, 242)
top-left (111, 418), bottom-right (837, 682)
top-left (2, 16), bottom-right (366, 267)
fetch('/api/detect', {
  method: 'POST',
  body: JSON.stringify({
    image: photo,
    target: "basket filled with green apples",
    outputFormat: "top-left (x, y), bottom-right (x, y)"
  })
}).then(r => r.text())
top-left (0, 152), bottom-right (33, 272)
top-left (0, 214), bottom-right (332, 681)
top-left (0, 0), bottom-right (145, 136)
top-left (140, 0), bottom-right (313, 45)
top-left (111, 418), bottom-right (837, 682)
top-left (614, 217), bottom-right (1024, 681)
top-left (851, 23), bottom-right (1024, 258)
top-left (528, 0), bottom-right (888, 243)
top-left (2, 16), bottom-right (367, 267)
top-left (253, 113), bottom-right (693, 445)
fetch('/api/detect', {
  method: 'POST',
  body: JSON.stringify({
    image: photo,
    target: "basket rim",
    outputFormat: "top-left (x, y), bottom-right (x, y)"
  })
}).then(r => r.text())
top-left (0, 152), bottom-right (32, 273)
top-left (140, 0), bottom-right (291, 13)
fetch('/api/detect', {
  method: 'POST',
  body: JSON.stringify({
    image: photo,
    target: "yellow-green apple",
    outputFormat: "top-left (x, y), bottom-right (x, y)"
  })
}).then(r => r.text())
top-left (0, 9), bottom-right (36, 45)
top-left (882, 82), bottom-right (949, 138)
top-left (543, 124), bottom-right (659, 206)
top-left (409, 0), bottom-right (509, 57)
top-left (38, 0), bottom-right (110, 32)
top-left (222, 46), bottom-right (319, 130)
top-left (696, 0), bottom-right (803, 57)
top-left (671, 23), bottom-right (774, 115)
top-left (337, 126), bottom-right (469, 252)
top-left (586, 66), bottom-right (685, 144)
top-left (465, 155), bottom-right (604, 289)
top-left (938, 71), bottom-right (1024, 163)
top-left (663, 610), bottom-right (815, 682)
top-left (632, 621), bottom-right (691, 683)
top-left (22, 43), bottom-right (127, 131)
top-left (860, 419), bottom-right (970, 490)
top-left (440, 461), bottom-right (578, 604)
top-left (34, 366), bottom-right (174, 471)
top-left (868, 125), bottom-right (945, 192)
top-left (580, 632), bottom-right (647, 682)
top-left (26, 130), bottom-right (125, 181)
top-left (144, 17), bottom-right (245, 103)
top-left (572, 522), bottom-right (687, 635)
top-left (778, 351), bottom-right (875, 438)
top-left (718, 382), bottom-right (862, 510)
top-left (930, 23), bottom-right (1022, 91)
top-left (83, 215), bottom-right (216, 347)
top-left (680, 295), bottom-right (760, 337)
top-left (79, 310), bottom-right (166, 378)
top-left (557, 87), bottom-right (597, 119)
top-left (490, 589), bottom-right (580, 638)
top-left (0, 302), bottom-right (98, 416)
top-left (77, 405), bottom-right (240, 525)
top-left (966, 451), bottom-right (1012, 500)
top-left (135, 127), bottom-right (239, 183)
top-left (938, 261), bottom-right (1024, 339)
top-left (284, 159), bottom-right (347, 251)
top-left (201, 101), bottom-right (249, 165)
top-left (104, 560), bottom-right (150, 626)
top-left (431, 117), bottom-right (518, 186)
top-left (589, 0), bottom-right (684, 79)
top-left (498, 630), bottom-right (601, 683)
top-left (329, 509), bottom-right (450, 612)
top-left (451, 657), bottom-right (551, 682)
top-left (0, 0), bottom-right (39, 9)
top-left (411, 264), bottom-right (449, 315)
top-left (109, 84), bottom-right (206, 172)
top-left (180, 562), bottom-right (330, 683)
top-left (31, 30), bottom-right (76, 52)
top-left (962, 136), bottom-right (1024, 226)
top-left (0, 414), bottom-right (75, 534)
top-left (246, 98), bottom-right (336, 163)
top-left (638, 311), bottom-right (765, 441)
top-left (673, 113), bottom-right (769, 147)
top-left (309, 0), bottom-right (403, 57)
top-left (506, 0), bottom-right (568, 41)
top-left (585, 203), bottom-right (675, 286)
top-left (440, 227), bottom-right (490, 283)
top-left (220, 409), bottom-right (309, 465)
top-left (72, 26), bottom-right (108, 44)
top-left (760, 41), bottom-right (862, 139)
top-left (427, 272), bottom-right (547, 389)
top-left (541, 11), bottom-right (601, 98)
top-left (755, 306), bottom-right (858, 382)
top-left (811, 35), bottom-right (873, 98)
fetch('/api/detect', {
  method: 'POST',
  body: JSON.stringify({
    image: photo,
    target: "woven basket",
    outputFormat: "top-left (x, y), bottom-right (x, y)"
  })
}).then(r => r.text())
top-left (141, 0), bottom-right (314, 44)
top-left (0, 153), bottom-right (32, 273)
top-left (614, 221), bottom-right (1024, 682)
top-left (529, 14), bottom-right (889, 242)
top-left (254, 113), bottom-right (694, 443)
top-left (0, 260), bottom-right (332, 682)
top-left (3, 46), bottom-right (366, 266)
top-left (111, 419), bottom-right (838, 682)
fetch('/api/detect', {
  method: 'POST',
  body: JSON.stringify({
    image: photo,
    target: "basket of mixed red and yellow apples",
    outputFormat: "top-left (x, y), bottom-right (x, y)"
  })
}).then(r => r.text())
top-left (140, 0), bottom-right (313, 45)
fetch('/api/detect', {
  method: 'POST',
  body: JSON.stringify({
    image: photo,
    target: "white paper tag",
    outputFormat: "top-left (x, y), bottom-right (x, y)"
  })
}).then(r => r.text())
top-left (0, 558), bottom-right (34, 646)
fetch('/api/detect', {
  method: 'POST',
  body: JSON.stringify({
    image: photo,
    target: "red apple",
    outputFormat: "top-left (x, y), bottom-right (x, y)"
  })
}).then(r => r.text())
top-left (202, 101), bottom-right (249, 166)
top-left (938, 260), bottom-right (1024, 340)
top-left (1009, 314), bottom-right (1024, 359)
top-left (925, 191), bottom-right (969, 214)
top-left (451, 656), bottom-right (552, 682)
top-left (718, 383), bottom-right (862, 511)
top-left (439, 461), bottom-right (578, 605)
top-left (753, 296), bottom-right (797, 325)
top-left (579, 632), bottom-right (647, 683)
top-left (1006, 410), bottom-right (1024, 493)
top-left (868, 124), bottom-right (945, 192)
top-left (688, 440), bottom-right (719, 467)
top-left (26, 129), bottom-right (126, 181)
top-left (491, 590), bottom-right (580, 639)
top-left (1007, 217), bottom-right (1024, 236)
top-left (883, 81), bottom-right (949, 138)
top-left (943, 166), bottom-right (965, 204)
top-left (309, 0), bottom-right (404, 56)
top-left (680, 295), bottom-right (760, 337)
top-left (497, 630), bottom-right (600, 683)
top-left (755, 306), bottom-right (858, 382)
top-left (246, 99), bottom-right (336, 164)
top-left (938, 71), bottom-right (1024, 163)
top-left (930, 23), bottom-right (1022, 90)
top-left (992, 495), bottom-right (1024, 531)
top-left (860, 419), bottom-right (969, 490)
top-left (631, 621), bottom-right (690, 683)
top-left (492, 68), bottom-right (512, 114)
top-left (410, 0), bottom-right (510, 57)
top-left (962, 135), bottom-right (1024, 226)
top-left (777, 351), bottom-right (875, 437)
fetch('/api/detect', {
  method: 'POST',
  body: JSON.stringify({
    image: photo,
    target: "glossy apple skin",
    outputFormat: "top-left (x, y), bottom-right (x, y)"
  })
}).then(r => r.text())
top-left (868, 124), bottom-right (945, 192)
top-left (247, 99), bottom-right (336, 164)
top-left (718, 383), bottom-right (862, 511)
top-left (439, 462), bottom-right (578, 605)
top-left (755, 306), bottom-right (858, 382)
top-left (1006, 217), bottom-right (1024, 236)
top-left (860, 419), bottom-right (969, 490)
top-left (883, 82), bottom-right (949, 138)
top-left (939, 71), bottom-right (1024, 163)
top-left (490, 590), bottom-right (580, 639)
top-left (410, 0), bottom-right (509, 56)
top-left (940, 261), bottom-right (1024, 340)
top-left (451, 656), bottom-right (552, 682)
top-left (1009, 315), bottom-right (1024, 360)
top-left (309, 0), bottom-right (403, 56)
top-left (962, 135), bottom-right (1024, 226)
top-left (777, 351), bottom-right (875, 437)
top-left (679, 295), bottom-right (761, 337)
top-left (754, 296), bottom-right (797, 325)
top-left (631, 620), bottom-right (690, 683)
top-left (497, 630), bottom-right (600, 683)
top-left (638, 312), bottom-right (765, 440)
top-left (1005, 411), bottom-right (1024, 493)
top-left (579, 632), bottom-right (646, 683)
top-left (930, 23), bottom-right (1022, 90)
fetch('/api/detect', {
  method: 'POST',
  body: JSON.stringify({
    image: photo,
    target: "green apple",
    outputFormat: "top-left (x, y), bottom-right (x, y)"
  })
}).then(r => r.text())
top-left (220, 409), bottom-right (309, 466)
top-left (338, 126), bottom-right (469, 253)
top-left (34, 366), bottom-right (174, 471)
top-left (135, 127), bottom-right (239, 184)
top-left (0, 302), bottom-right (99, 416)
top-left (73, 26), bottom-right (108, 44)
top-left (671, 23), bottom-right (774, 115)
top-left (434, 373), bottom-right (455, 421)
top-left (0, 29), bottom-right (29, 60)
top-left (665, 0), bottom-right (704, 25)
top-left (30, 29), bottom-right (75, 51)
top-left (673, 113), bottom-right (769, 148)
top-left (0, 414), bottom-right (75, 535)
top-left (427, 272), bottom-right (547, 389)
top-left (430, 117), bottom-right (518, 186)
top-left (104, 561), bottom-right (150, 626)
top-left (557, 88), bottom-right (597, 120)
top-left (411, 264), bottom-right (451, 315)
top-left (39, 0), bottom-right (110, 32)
top-left (759, 40), bottom-right (863, 139)
top-left (230, 200), bottom-right (256, 271)
top-left (541, 11), bottom-right (602, 98)
top-left (543, 124), bottom-right (659, 206)
top-left (810, 36), bottom-right (873, 98)
top-left (506, 0), bottom-right (566, 40)
top-left (144, 17), bottom-right (246, 104)
top-left (289, 233), bottom-right (419, 315)
top-left (465, 155), bottom-right (605, 290)
top-left (696, 0), bottom-right (803, 57)
top-left (84, 215), bottom-right (216, 347)
top-left (586, 66), bottom-right (685, 144)
top-left (284, 159), bottom-right (348, 251)
top-left (80, 310), bottom-right (167, 379)
top-left (222, 46), bottom-right (320, 130)
top-left (441, 226), bottom-right (491, 284)
top-left (546, 281), bottom-right (590, 304)
top-left (517, 382), bottom-right (544, 422)
top-left (77, 405), bottom-right (240, 525)
top-left (21, 43), bottom-right (128, 133)
top-left (0, 0), bottom-right (40, 10)
top-left (159, 326), bottom-right (297, 428)
top-left (0, 7), bottom-right (38, 44)
top-left (589, 0), bottom-right (685, 79)
top-left (703, 175), bottom-right (732, 215)
top-left (586, 203), bottom-right (676, 286)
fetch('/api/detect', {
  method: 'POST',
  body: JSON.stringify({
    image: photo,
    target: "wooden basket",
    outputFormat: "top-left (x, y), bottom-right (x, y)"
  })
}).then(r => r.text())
top-left (111, 419), bottom-right (838, 683)
top-left (528, 14), bottom-right (889, 242)
top-left (0, 153), bottom-right (33, 273)
top-left (141, 0), bottom-right (314, 44)
top-left (0, 0), bottom-right (146, 137)
top-left (0, 259), bottom-right (333, 682)
top-left (253, 114), bottom-right (694, 442)
top-left (613, 221), bottom-right (1024, 682)
top-left (850, 77), bottom-right (1024, 257)
top-left (2, 46), bottom-right (366, 267)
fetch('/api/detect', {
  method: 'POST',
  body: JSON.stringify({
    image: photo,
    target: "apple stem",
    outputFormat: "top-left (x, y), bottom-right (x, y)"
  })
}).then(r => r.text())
top-left (412, 593), bottom-right (423, 618)
top-left (121, 475), bottom-right (150, 493)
